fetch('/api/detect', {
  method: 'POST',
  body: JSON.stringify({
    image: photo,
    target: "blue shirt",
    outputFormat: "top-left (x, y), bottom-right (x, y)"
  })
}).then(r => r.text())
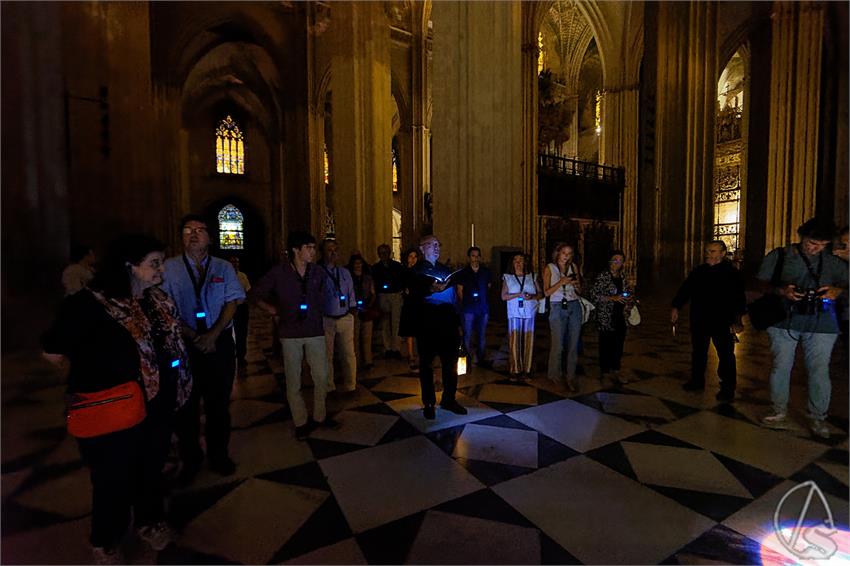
top-left (320, 264), bottom-right (356, 317)
top-left (162, 254), bottom-right (245, 331)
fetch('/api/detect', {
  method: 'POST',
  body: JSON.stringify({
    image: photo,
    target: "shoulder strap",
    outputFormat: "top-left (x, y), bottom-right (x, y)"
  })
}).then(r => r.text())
top-left (769, 247), bottom-right (785, 286)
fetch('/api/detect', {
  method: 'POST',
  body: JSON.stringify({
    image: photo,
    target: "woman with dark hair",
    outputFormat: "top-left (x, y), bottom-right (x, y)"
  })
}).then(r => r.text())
top-left (348, 254), bottom-right (376, 371)
top-left (501, 252), bottom-right (541, 381)
top-left (589, 250), bottom-right (634, 385)
top-left (42, 234), bottom-right (192, 564)
top-left (398, 247), bottom-right (421, 371)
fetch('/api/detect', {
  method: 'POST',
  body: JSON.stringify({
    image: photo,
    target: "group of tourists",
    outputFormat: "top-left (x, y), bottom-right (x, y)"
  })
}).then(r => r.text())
top-left (42, 214), bottom-right (847, 564)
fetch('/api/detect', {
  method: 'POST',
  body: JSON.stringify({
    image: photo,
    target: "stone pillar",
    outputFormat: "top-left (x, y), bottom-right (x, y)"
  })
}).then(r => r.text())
top-left (683, 1), bottom-right (717, 271)
top-left (765, 1), bottom-right (824, 250)
top-left (331, 1), bottom-right (393, 258)
top-left (432, 1), bottom-right (524, 265)
top-left (600, 86), bottom-right (640, 279)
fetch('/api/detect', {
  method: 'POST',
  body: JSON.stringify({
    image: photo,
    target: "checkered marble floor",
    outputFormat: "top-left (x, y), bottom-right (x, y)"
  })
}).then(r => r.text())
top-left (2, 300), bottom-right (848, 564)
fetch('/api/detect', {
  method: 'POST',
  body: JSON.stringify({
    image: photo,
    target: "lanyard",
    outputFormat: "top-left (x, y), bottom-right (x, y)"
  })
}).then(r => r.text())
top-left (513, 273), bottom-right (527, 294)
top-left (797, 246), bottom-right (823, 287)
top-left (321, 264), bottom-right (341, 295)
top-left (182, 254), bottom-right (210, 304)
top-left (292, 262), bottom-right (311, 296)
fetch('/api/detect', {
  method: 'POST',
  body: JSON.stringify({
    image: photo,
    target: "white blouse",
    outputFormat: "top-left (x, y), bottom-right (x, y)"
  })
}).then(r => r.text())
top-left (547, 262), bottom-right (579, 302)
top-left (503, 272), bottom-right (538, 319)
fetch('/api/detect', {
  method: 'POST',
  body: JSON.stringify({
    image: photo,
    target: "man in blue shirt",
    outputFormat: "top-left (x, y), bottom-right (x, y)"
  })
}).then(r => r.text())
top-left (456, 246), bottom-right (492, 369)
top-left (162, 214), bottom-right (245, 482)
top-left (319, 239), bottom-right (358, 393)
top-left (757, 218), bottom-right (848, 438)
top-left (411, 235), bottom-right (468, 419)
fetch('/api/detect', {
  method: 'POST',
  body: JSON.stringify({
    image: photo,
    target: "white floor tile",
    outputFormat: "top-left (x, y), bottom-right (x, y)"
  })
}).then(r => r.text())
top-left (453, 424), bottom-right (538, 468)
top-left (319, 436), bottom-right (483, 533)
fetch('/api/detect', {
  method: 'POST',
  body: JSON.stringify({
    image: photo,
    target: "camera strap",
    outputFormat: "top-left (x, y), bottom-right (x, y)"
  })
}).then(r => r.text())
top-left (797, 245), bottom-right (823, 287)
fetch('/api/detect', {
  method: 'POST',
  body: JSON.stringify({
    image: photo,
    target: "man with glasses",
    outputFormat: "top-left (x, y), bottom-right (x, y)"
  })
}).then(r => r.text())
top-left (757, 218), bottom-right (848, 438)
top-left (411, 235), bottom-right (468, 419)
top-left (162, 214), bottom-right (245, 482)
top-left (319, 239), bottom-right (358, 393)
top-left (671, 240), bottom-right (746, 402)
top-left (252, 231), bottom-right (338, 440)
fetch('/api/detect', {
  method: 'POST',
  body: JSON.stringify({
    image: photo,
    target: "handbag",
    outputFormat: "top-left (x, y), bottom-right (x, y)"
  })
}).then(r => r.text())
top-left (748, 247), bottom-right (787, 330)
top-left (66, 381), bottom-right (146, 438)
top-left (627, 305), bottom-right (641, 326)
top-left (579, 296), bottom-right (595, 324)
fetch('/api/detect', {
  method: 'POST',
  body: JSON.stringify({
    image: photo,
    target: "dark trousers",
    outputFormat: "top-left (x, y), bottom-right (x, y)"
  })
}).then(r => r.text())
top-left (234, 304), bottom-right (249, 363)
top-left (691, 325), bottom-right (737, 392)
top-left (462, 310), bottom-right (489, 363)
top-left (417, 305), bottom-right (460, 407)
top-left (77, 390), bottom-right (174, 548)
top-left (598, 324), bottom-right (626, 374)
top-left (176, 331), bottom-right (236, 465)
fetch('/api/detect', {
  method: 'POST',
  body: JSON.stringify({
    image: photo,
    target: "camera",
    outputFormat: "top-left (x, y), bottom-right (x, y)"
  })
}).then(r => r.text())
top-left (794, 287), bottom-right (825, 315)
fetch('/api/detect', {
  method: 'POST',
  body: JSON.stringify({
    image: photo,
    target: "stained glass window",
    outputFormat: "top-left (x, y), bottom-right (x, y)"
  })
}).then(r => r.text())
top-left (392, 146), bottom-right (399, 193)
top-left (215, 116), bottom-right (245, 175)
top-left (218, 204), bottom-right (244, 249)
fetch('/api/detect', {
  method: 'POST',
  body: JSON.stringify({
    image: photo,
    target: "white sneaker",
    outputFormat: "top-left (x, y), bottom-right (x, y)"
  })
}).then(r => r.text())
top-left (136, 521), bottom-right (174, 551)
top-left (810, 419), bottom-right (830, 439)
top-left (761, 412), bottom-right (790, 429)
top-left (92, 546), bottom-right (123, 565)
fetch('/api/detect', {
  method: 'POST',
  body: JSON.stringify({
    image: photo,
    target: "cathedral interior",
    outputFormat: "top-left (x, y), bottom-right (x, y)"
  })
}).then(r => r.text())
top-left (2, 1), bottom-right (849, 564)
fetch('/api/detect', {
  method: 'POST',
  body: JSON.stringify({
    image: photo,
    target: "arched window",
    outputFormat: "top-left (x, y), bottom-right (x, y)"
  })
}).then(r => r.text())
top-left (218, 204), bottom-right (244, 249)
top-left (215, 116), bottom-right (245, 175)
top-left (713, 49), bottom-right (746, 253)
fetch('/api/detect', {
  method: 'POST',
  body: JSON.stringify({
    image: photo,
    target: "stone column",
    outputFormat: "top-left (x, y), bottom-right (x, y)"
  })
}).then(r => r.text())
top-left (432, 1), bottom-right (524, 266)
top-left (600, 86), bottom-right (640, 279)
top-left (683, 1), bottom-right (717, 271)
top-left (765, 1), bottom-right (824, 250)
top-left (331, 1), bottom-right (393, 257)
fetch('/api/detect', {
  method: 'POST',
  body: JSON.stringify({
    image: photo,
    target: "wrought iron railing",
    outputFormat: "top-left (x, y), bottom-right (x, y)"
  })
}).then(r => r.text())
top-left (537, 154), bottom-right (625, 189)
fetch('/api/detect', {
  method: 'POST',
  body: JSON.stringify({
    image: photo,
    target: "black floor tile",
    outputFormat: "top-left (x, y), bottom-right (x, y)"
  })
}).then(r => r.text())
top-left (307, 438), bottom-right (368, 461)
top-left (377, 417), bottom-right (421, 444)
top-left (355, 511), bottom-right (426, 564)
top-left (371, 390), bottom-right (417, 403)
top-left (425, 425), bottom-right (466, 457)
top-left (432, 488), bottom-right (536, 528)
top-left (0, 500), bottom-right (75, 535)
top-left (584, 441), bottom-right (637, 481)
top-left (269, 494), bottom-right (353, 563)
top-left (472, 414), bottom-right (536, 431)
top-left (256, 461), bottom-right (331, 491)
top-left (156, 545), bottom-right (239, 565)
top-left (647, 484), bottom-right (752, 522)
top-left (482, 401), bottom-right (534, 413)
top-left (539, 530), bottom-right (581, 564)
top-left (662, 523), bottom-right (764, 565)
top-left (348, 402), bottom-right (399, 416)
top-left (538, 433), bottom-right (579, 468)
top-left (713, 453), bottom-right (784, 499)
top-left (621, 429), bottom-right (703, 450)
top-left (822, 448), bottom-right (850, 465)
top-left (167, 480), bottom-right (243, 529)
top-left (454, 457), bottom-right (536, 486)
top-left (791, 463), bottom-right (850, 504)
top-left (537, 388), bottom-right (566, 405)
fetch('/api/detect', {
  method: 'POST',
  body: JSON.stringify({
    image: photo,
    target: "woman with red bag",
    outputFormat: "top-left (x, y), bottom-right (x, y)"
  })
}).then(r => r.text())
top-left (42, 234), bottom-right (192, 564)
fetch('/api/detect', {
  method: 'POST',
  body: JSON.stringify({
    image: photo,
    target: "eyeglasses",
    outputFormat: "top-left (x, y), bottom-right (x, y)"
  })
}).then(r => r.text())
top-left (183, 227), bottom-right (208, 235)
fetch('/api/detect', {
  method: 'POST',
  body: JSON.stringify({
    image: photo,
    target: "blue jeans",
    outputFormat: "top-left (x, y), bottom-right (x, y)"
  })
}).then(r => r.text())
top-left (548, 300), bottom-right (583, 380)
top-left (766, 327), bottom-right (838, 420)
top-left (463, 311), bottom-right (489, 363)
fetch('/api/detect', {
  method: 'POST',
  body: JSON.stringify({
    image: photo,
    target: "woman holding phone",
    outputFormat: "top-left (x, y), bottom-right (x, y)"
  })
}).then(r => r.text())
top-left (589, 250), bottom-right (633, 385)
top-left (543, 243), bottom-right (583, 391)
